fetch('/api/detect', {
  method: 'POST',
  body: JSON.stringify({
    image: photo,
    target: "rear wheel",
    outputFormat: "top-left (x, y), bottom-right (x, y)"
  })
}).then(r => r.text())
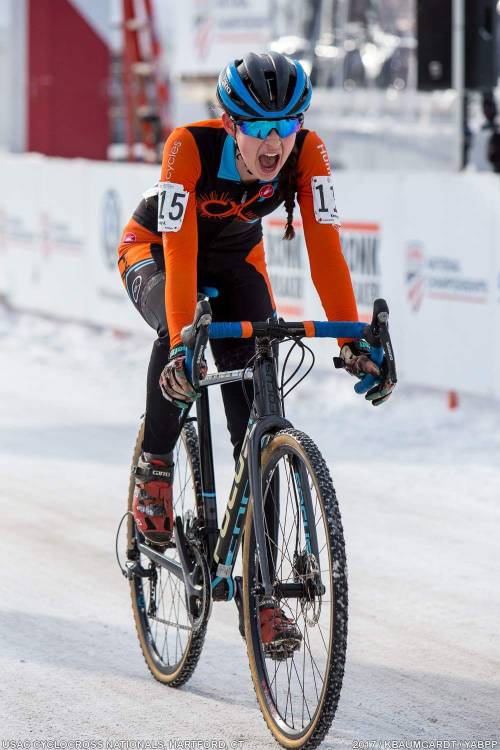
top-left (127, 418), bottom-right (209, 686)
top-left (242, 429), bottom-right (348, 748)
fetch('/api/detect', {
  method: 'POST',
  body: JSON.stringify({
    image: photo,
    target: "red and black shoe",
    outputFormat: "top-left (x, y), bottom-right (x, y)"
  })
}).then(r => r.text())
top-left (132, 451), bottom-right (175, 547)
top-left (259, 600), bottom-right (302, 660)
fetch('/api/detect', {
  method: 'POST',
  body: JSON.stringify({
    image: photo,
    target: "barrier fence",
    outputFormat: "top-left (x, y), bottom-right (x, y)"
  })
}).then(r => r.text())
top-left (1, 153), bottom-right (499, 397)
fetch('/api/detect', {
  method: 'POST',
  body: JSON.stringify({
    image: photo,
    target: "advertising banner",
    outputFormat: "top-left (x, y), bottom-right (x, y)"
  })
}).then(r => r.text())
top-left (332, 171), bottom-right (408, 378)
top-left (264, 216), bottom-right (306, 319)
top-left (1, 153), bottom-right (499, 399)
top-left (0, 155), bottom-right (90, 319)
top-left (398, 173), bottom-right (497, 396)
top-left (83, 160), bottom-right (159, 332)
top-left (167, 0), bottom-right (272, 77)
top-left (0, 154), bottom-right (150, 333)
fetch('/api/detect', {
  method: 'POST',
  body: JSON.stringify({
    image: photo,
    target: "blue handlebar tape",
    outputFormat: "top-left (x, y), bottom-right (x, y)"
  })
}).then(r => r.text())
top-left (207, 321), bottom-right (366, 340)
top-left (311, 321), bottom-right (366, 338)
top-left (209, 322), bottom-right (245, 339)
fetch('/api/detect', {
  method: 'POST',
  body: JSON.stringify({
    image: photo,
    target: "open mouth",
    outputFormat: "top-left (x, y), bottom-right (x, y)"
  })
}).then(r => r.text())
top-left (258, 153), bottom-right (280, 172)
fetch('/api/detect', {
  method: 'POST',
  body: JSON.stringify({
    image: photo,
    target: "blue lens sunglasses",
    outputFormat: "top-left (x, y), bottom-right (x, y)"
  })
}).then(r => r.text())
top-left (232, 114), bottom-right (304, 140)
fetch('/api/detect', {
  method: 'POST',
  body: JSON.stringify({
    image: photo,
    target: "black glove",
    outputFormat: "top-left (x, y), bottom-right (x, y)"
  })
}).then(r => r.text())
top-left (159, 345), bottom-right (207, 409)
top-left (339, 340), bottom-right (394, 406)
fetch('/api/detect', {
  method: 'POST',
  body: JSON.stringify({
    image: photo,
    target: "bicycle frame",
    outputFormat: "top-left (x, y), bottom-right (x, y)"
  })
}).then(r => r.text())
top-left (136, 336), bottom-right (322, 603)
top-left (199, 337), bottom-right (297, 601)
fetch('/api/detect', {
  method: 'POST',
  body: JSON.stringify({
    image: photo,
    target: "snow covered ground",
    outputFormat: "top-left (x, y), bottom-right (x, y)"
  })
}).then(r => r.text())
top-left (1, 309), bottom-right (499, 745)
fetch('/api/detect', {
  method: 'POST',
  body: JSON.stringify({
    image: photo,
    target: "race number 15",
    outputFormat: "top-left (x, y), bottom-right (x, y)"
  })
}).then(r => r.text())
top-left (157, 182), bottom-right (189, 232)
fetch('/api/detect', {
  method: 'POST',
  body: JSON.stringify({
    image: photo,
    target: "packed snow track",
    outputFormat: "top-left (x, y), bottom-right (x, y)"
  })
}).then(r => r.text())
top-left (1, 312), bottom-right (499, 745)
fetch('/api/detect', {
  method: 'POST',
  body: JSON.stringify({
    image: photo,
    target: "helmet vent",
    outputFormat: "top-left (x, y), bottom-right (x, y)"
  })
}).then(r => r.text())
top-left (264, 72), bottom-right (277, 104)
top-left (284, 74), bottom-right (297, 108)
top-left (243, 78), bottom-right (261, 107)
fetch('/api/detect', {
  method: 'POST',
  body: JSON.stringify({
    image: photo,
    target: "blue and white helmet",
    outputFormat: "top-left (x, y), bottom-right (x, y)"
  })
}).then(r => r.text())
top-left (216, 51), bottom-right (312, 120)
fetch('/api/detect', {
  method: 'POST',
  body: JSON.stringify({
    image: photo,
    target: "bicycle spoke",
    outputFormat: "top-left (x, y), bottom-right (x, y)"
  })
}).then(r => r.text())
top-left (302, 619), bottom-right (321, 703)
top-left (282, 458), bottom-right (300, 556)
top-left (284, 656), bottom-right (294, 726)
top-left (290, 651), bottom-right (312, 726)
top-left (301, 625), bottom-right (327, 685)
top-left (265, 474), bottom-right (295, 572)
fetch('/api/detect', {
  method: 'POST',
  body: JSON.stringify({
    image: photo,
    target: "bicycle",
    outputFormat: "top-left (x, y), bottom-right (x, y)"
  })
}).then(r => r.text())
top-left (118, 297), bottom-right (397, 749)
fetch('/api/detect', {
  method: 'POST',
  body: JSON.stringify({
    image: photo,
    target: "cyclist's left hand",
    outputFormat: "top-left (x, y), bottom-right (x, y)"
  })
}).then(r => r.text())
top-left (159, 345), bottom-right (207, 410)
top-left (339, 340), bottom-right (394, 406)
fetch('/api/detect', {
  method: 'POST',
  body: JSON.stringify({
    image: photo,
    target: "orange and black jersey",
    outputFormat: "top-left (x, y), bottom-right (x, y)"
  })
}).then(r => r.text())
top-left (133, 120), bottom-right (297, 253)
top-left (120, 118), bottom-right (358, 348)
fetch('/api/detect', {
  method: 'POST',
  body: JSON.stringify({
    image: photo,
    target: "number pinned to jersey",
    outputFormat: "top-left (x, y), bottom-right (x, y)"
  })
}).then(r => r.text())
top-left (157, 182), bottom-right (189, 232)
top-left (311, 176), bottom-right (340, 225)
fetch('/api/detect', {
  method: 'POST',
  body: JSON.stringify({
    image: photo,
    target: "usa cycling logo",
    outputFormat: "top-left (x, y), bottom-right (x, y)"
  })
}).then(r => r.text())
top-left (406, 243), bottom-right (426, 312)
top-left (406, 243), bottom-right (488, 310)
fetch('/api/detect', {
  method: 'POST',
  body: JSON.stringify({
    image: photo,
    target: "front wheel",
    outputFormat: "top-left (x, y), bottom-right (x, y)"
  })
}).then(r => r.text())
top-left (242, 429), bottom-right (348, 749)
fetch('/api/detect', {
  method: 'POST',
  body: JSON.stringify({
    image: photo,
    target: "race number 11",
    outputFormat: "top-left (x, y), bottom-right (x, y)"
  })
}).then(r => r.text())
top-left (157, 182), bottom-right (189, 232)
top-left (311, 176), bottom-right (340, 225)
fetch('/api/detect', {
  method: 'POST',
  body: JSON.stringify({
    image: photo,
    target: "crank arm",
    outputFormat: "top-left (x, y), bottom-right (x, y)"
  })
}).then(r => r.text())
top-left (137, 519), bottom-right (203, 605)
top-left (174, 515), bottom-right (204, 603)
top-left (137, 542), bottom-right (184, 582)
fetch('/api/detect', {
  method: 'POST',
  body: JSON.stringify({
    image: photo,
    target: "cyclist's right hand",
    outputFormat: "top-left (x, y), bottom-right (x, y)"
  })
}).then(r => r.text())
top-left (339, 340), bottom-right (394, 406)
top-left (339, 341), bottom-right (380, 379)
top-left (159, 345), bottom-right (207, 409)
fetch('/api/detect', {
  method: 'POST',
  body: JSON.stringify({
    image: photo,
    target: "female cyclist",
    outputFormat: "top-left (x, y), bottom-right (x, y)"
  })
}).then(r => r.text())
top-left (117, 51), bottom-right (393, 648)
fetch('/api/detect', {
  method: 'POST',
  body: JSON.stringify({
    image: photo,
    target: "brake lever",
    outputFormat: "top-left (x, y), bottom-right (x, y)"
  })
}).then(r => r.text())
top-left (181, 298), bottom-right (212, 388)
top-left (333, 299), bottom-right (397, 385)
top-left (362, 299), bottom-right (398, 384)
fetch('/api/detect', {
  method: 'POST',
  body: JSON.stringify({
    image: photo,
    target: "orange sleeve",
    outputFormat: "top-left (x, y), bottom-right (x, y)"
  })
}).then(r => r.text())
top-left (296, 131), bottom-right (358, 346)
top-left (160, 127), bottom-right (202, 348)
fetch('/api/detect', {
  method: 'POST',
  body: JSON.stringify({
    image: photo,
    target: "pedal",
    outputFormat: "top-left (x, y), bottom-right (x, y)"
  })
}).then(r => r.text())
top-left (124, 560), bottom-right (153, 580)
top-left (264, 633), bottom-right (302, 661)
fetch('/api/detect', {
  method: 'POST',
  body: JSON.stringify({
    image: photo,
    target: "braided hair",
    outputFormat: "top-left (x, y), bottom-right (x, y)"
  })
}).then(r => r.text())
top-left (278, 145), bottom-right (299, 241)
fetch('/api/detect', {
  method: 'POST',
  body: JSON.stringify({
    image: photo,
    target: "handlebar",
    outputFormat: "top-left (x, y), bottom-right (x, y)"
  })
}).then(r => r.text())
top-left (207, 320), bottom-right (367, 340)
top-left (181, 298), bottom-right (398, 389)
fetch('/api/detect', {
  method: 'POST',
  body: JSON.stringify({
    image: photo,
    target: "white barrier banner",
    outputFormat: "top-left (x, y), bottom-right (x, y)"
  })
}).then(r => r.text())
top-left (83, 160), bottom-right (158, 331)
top-left (397, 173), bottom-right (497, 396)
top-left (167, 0), bottom-right (272, 77)
top-left (1, 153), bottom-right (499, 399)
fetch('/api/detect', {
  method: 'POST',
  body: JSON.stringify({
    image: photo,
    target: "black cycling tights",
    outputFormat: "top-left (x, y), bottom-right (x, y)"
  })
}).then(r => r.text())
top-left (125, 258), bottom-right (275, 462)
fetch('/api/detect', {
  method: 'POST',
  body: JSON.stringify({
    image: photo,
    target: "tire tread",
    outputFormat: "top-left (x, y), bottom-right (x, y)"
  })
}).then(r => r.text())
top-left (244, 428), bottom-right (348, 750)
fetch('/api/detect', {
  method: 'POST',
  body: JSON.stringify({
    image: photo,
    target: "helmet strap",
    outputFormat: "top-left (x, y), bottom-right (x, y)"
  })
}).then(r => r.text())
top-left (234, 136), bottom-right (254, 177)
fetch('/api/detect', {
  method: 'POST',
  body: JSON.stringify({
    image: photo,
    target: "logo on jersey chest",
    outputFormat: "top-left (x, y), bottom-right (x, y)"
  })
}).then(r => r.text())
top-left (259, 184), bottom-right (275, 198)
top-left (197, 184), bottom-right (276, 222)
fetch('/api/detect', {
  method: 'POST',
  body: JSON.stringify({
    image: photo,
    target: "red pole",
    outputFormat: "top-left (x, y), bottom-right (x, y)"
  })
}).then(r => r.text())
top-left (123, 0), bottom-right (139, 161)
